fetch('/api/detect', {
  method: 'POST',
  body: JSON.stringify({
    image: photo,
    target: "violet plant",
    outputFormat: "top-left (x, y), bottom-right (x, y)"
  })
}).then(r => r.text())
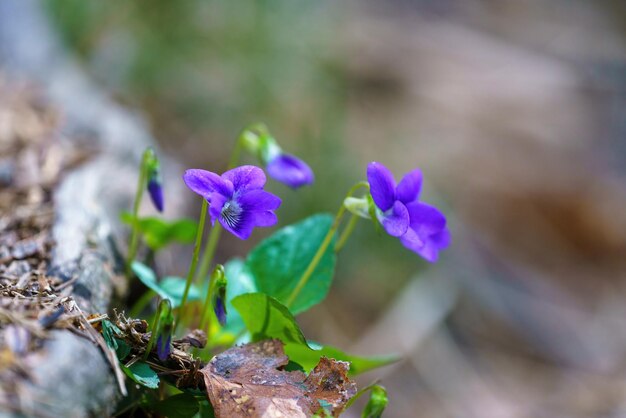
top-left (113, 125), bottom-right (449, 416)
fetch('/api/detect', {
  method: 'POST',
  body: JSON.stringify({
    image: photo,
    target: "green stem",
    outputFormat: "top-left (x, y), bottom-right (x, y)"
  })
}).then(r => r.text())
top-left (129, 290), bottom-right (156, 318)
top-left (335, 214), bottom-right (358, 252)
top-left (199, 272), bottom-right (216, 333)
top-left (174, 199), bottom-right (208, 332)
top-left (195, 223), bottom-right (222, 283)
top-left (126, 155), bottom-right (148, 277)
top-left (285, 206), bottom-right (343, 308)
top-left (285, 181), bottom-right (370, 308)
top-left (143, 299), bottom-right (162, 360)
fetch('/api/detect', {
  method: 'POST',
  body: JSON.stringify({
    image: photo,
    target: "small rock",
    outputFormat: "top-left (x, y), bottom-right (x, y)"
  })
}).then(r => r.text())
top-left (5, 260), bottom-right (31, 277)
top-left (12, 238), bottom-right (40, 259)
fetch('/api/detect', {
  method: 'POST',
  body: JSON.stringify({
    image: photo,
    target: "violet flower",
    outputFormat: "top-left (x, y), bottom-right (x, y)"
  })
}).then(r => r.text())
top-left (147, 177), bottom-right (164, 212)
top-left (266, 153), bottom-right (314, 189)
top-left (144, 148), bottom-right (164, 212)
top-left (213, 290), bottom-right (227, 326)
top-left (183, 165), bottom-right (281, 240)
top-left (155, 300), bottom-right (173, 361)
top-left (156, 333), bottom-right (171, 361)
top-left (367, 162), bottom-right (450, 262)
top-left (212, 272), bottom-right (228, 326)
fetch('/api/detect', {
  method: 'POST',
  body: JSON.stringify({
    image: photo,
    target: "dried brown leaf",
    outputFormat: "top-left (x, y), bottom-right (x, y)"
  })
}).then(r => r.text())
top-left (201, 339), bottom-right (357, 418)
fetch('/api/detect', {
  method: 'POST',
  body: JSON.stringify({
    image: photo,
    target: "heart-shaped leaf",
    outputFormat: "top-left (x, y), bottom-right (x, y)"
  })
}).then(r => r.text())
top-left (232, 293), bottom-right (309, 347)
top-left (246, 214), bottom-right (336, 314)
top-left (121, 212), bottom-right (197, 251)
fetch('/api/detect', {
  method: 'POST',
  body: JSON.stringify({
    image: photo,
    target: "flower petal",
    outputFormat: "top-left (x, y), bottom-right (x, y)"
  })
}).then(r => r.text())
top-left (399, 229), bottom-right (441, 262)
top-left (266, 154), bottom-right (314, 188)
top-left (367, 162), bottom-right (396, 211)
top-left (254, 211), bottom-right (278, 227)
top-left (399, 227), bottom-right (423, 250)
top-left (183, 169), bottom-right (233, 199)
top-left (238, 190), bottom-right (282, 211)
top-left (431, 227), bottom-right (451, 250)
top-left (396, 168), bottom-right (423, 204)
top-left (414, 240), bottom-right (440, 263)
top-left (209, 193), bottom-right (228, 226)
top-left (380, 201), bottom-right (410, 237)
top-left (406, 202), bottom-right (447, 238)
top-left (219, 210), bottom-right (255, 240)
top-left (222, 165), bottom-right (266, 192)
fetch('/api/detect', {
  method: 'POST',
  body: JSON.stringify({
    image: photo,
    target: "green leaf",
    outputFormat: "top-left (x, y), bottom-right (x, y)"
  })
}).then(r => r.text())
top-left (246, 214), bottom-right (336, 314)
top-left (160, 276), bottom-right (201, 307)
top-left (284, 343), bottom-right (398, 376)
top-left (362, 385), bottom-right (388, 418)
top-left (121, 212), bottom-right (197, 251)
top-left (197, 400), bottom-right (216, 418)
top-left (115, 338), bottom-right (131, 360)
top-left (152, 393), bottom-right (199, 418)
top-left (101, 319), bottom-right (122, 350)
top-left (122, 362), bottom-right (160, 389)
top-left (232, 293), bottom-right (309, 347)
top-left (131, 261), bottom-right (200, 308)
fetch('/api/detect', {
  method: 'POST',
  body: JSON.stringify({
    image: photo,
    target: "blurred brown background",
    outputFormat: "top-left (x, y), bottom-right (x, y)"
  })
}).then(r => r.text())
top-left (40, 0), bottom-right (626, 416)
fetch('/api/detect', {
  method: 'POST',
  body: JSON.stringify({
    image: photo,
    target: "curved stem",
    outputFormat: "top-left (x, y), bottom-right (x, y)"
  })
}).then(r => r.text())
top-left (199, 271), bottom-right (216, 332)
top-left (285, 181), bottom-right (370, 308)
top-left (285, 205), bottom-right (344, 308)
top-left (195, 223), bottom-right (222, 283)
top-left (126, 155), bottom-right (148, 277)
top-left (335, 214), bottom-right (358, 252)
top-left (143, 299), bottom-right (162, 360)
top-left (174, 199), bottom-right (208, 332)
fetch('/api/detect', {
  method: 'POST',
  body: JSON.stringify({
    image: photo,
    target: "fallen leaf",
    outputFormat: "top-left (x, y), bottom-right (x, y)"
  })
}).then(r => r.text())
top-left (201, 340), bottom-right (357, 418)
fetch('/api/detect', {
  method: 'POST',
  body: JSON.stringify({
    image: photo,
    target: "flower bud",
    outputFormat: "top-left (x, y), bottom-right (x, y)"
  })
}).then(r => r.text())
top-left (155, 299), bottom-right (173, 361)
top-left (213, 274), bottom-right (228, 326)
top-left (362, 385), bottom-right (388, 418)
top-left (143, 148), bottom-right (164, 212)
top-left (343, 197), bottom-right (371, 219)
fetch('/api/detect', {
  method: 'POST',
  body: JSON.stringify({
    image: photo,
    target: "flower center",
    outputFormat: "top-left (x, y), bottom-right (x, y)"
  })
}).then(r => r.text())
top-left (220, 200), bottom-right (242, 229)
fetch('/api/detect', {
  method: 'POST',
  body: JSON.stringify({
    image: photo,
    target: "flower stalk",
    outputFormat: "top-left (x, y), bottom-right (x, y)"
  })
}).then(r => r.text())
top-left (174, 199), bottom-right (208, 332)
top-left (285, 182), bottom-right (369, 308)
top-left (199, 265), bottom-right (227, 336)
top-left (126, 150), bottom-right (150, 277)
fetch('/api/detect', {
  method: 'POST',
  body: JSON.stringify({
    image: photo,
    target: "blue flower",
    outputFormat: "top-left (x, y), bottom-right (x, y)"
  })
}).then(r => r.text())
top-left (266, 153), bottom-right (314, 189)
top-left (156, 332), bottom-right (171, 361)
top-left (183, 165), bottom-right (281, 240)
top-left (367, 162), bottom-right (450, 262)
top-left (213, 290), bottom-right (227, 326)
top-left (144, 148), bottom-right (164, 212)
top-left (147, 177), bottom-right (164, 212)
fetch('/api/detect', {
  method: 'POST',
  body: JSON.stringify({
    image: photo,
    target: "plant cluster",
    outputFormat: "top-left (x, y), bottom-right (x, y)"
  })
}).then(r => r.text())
top-left (110, 124), bottom-right (450, 417)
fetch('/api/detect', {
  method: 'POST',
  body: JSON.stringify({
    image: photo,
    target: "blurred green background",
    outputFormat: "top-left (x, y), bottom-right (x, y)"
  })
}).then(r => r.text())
top-left (42, 1), bottom-right (626, 416)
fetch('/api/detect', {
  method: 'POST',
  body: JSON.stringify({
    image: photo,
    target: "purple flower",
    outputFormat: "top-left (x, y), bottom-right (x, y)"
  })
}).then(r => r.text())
top-left (266, 154), bottom-right (314, 189)
top-left (147, 178), bottom-right (164, 212)
top-left (367, 162), bottom-right (450, 262)
top-left (144, 148), bottom-right (164, 212)
top-left (183, 165), bottom-right (281, 240)
top-left (213, 291), bottom-right (227, 326)
top-left (156, 333), bottom-right (171, 361)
